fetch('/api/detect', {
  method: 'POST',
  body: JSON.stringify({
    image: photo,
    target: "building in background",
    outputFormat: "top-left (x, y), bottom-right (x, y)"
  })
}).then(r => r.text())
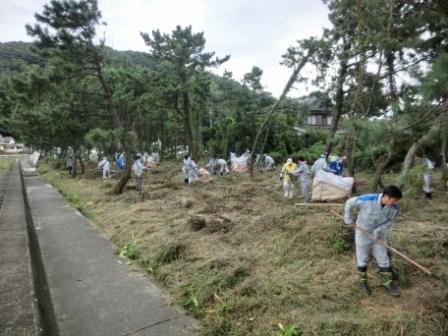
top-left (0, 134), bottom-right (25, 153)
top-left (294, 94), bottom-right (333, 135)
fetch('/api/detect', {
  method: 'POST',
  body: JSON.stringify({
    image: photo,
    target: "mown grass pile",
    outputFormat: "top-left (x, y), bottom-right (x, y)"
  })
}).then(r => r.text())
top-left (39, 161), bottom-right (448, 335)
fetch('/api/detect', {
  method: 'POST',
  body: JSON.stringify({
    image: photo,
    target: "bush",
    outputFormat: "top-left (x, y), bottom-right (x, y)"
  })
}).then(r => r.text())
top-left (400, 161), bottom-right (425, 209)
top-left (268, 151), bottom-right (286, 164)
top-left (291, 141), bottom-right (325, 163)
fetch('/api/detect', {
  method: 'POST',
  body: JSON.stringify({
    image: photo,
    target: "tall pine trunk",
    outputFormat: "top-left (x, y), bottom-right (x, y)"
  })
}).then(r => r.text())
top-left (71, 149), bottom-right (78, 177)
top-left (399, 121), bottom-right (439, 186)
top-left (324, 39), bottom-right (350, 155)
top-left (78, 155), bottom-right (85, 174)
top-left (249, 45), bottom-right (316, 176)
top-left (370, 1), bottom-right (399, 191)
top-left (441, 117), bottom-right (448, 191)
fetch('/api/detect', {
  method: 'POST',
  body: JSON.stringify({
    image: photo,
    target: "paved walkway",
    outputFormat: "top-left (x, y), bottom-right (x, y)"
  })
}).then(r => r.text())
top-left (0, 163), bottom-right (39, 336)
top-left (18, 158), bottom-right (198, 336)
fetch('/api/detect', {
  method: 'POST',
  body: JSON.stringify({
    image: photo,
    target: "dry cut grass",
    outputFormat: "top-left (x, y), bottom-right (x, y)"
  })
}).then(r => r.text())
top-left (39, 161), bottom-right (448, 336)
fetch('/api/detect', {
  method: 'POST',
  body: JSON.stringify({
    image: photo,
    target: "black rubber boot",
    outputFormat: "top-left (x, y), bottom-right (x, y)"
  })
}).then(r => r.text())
top-left (380, 271), bottom-right (400, 297)
top-left (359, 270), bottom-right (371, 296)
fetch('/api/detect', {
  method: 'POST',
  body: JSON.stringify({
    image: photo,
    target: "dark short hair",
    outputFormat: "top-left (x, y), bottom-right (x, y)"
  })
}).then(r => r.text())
top-left (297, 156), bottom-right (305, 162)
top-left (382, 185), bottom-right (402, 199)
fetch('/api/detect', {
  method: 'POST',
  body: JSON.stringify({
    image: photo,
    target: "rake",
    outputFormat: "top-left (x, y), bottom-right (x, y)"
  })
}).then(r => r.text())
top-left (331, 210), bottom-right (448, 287)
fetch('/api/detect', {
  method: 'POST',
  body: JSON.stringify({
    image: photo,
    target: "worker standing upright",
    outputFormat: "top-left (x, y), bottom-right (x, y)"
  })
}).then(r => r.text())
top-left (280, 158), bottom-right (297, 199)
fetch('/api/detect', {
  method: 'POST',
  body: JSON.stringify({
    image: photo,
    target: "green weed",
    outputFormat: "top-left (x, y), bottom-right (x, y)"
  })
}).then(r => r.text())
top-left (117, 239), bottom-right (141, 260)
top-left (275, 323), bottom-right (303, 336)
top-left (0, 158), bottom-right (14, 174)
top-left (326, 227), bottom-right (353, 255)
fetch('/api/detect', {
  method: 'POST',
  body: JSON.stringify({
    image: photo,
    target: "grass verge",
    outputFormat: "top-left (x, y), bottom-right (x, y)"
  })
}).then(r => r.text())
top-left (38, 160), bottom-right (448, 336)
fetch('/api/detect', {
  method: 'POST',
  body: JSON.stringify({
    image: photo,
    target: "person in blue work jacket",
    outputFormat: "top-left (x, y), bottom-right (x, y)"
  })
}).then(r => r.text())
top-left (344, 185), bottom-right (402, 297)
top-left (329, 156), bottom-right (345, 176)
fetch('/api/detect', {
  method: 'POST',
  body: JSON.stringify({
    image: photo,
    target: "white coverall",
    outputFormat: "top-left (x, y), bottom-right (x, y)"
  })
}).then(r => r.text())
top-left (291, 161), bottom-right (311, 202)
top-left (98, 158), bottom-right (111, 179)
top-left (311, 155), bottom-right (329, 177)
top-left (344, 193), bottom-right (400, 268)
top-left (183, 158), bottom-right (199, 184)
top-left (264, 155), bottom-right (275, 170)
top-left (133, 159), bottom-right (144, 191)
top-left (208, 158), bottom-right (229, 175)
top-left (423, 158), bottom-right (434, 193)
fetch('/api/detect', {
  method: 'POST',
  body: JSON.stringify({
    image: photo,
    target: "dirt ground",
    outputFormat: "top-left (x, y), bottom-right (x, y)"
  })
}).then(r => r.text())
top-left (39, 161), bottom-right (448, 336)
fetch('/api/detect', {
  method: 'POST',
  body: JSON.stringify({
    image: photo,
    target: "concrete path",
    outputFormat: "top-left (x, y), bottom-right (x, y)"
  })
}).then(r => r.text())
top-left (0, 164), bottom-right (39, 336)
top-left (21, 160), bottom-right (198, 336)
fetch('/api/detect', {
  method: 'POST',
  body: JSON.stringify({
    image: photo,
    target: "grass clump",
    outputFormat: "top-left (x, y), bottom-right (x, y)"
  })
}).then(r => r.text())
top-left (117, 239), bottom-right (141, 260)
top-left (154, 242), bottom-right (186, 266)
top-left (188, 215), bottom-right (206, 231)
top-left (326, 227), bottom-right (354, 255)
top-left (0, 158), bottom-right (14, 174)
top-left (207, 216), bottom-right (233, 233)
top-left (275, 323), bottom-right (303, 336)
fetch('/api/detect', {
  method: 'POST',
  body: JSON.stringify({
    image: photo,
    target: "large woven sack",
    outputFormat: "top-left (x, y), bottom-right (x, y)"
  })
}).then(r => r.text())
top-left (311, 171), bottom-right (354, 201)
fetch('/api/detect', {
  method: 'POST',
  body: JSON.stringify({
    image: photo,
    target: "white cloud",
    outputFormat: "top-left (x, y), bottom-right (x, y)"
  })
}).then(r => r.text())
top-left (0, 0), bottom-right (330, 96)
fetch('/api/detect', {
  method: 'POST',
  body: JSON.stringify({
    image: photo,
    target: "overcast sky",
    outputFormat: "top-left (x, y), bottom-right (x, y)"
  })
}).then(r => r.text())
top-left (0, 0), bottom-right (330, 97)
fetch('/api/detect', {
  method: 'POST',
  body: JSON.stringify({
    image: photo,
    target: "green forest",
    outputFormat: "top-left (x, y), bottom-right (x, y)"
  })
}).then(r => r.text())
top-left (0, 0), bottom-right (446, 194)
top-left (1, 1), bottom-right (448, 335)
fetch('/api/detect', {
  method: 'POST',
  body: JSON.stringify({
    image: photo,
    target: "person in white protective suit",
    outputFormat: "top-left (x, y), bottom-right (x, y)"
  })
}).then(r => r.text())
top-left (290, 157), bottom-right (311, 202)
top-left (208, 155), bottom-right (229, 176)
top-left (66, 155), bottom-right (73, 174)
top-left (264, 154), bottom-right (275, 171)
top-left (132, 154), bottom-right (145, 192)
top-left (280, 158), bottom-right (297, 199)
top-left (254, 154), bottom-right (263, 171)
top-left (423, 157), bottom-right (435, 199)
top-left (183, 154), bottom-right (199, 184)
top-left (311, 153), bottom-right (330, 178)
top-left (97, 156), bottom-right (111, 179)
top-left (344, 185), bottom-right (402, 297)
top-left (182, 155), bottom-right (189, 183)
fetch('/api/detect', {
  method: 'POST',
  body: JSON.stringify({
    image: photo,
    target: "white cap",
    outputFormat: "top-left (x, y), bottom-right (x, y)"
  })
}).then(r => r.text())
top-left (287, 158), bottom-right (292, 164)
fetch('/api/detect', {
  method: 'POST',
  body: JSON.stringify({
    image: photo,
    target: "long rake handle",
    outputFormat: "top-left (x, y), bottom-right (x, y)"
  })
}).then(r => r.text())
top-left (331, 210), bottom-right (432, 276)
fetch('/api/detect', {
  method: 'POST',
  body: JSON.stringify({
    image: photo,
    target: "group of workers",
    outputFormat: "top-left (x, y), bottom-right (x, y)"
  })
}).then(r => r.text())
top-left (277, 153), bottom-right (438, 298)
top-left (77, 149), bottom-right (441, 299)
top-left (180, 152), bottom-right (276, 184)
top-left (279, 154), bottom-right (346, 202)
